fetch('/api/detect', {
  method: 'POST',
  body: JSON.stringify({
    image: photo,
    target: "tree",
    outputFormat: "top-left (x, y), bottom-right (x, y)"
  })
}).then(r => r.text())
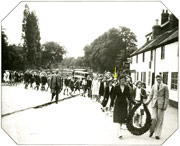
top-left (2, 29), bottom-right (26, 71)
top-left (41, 41), bottom-right (66, 69)
top-left (22, 4), bottom-right (41, 66)
top-left (2, 28), bottom-right (9, 71)
top-left (83, 26), bottom-right (137, 73)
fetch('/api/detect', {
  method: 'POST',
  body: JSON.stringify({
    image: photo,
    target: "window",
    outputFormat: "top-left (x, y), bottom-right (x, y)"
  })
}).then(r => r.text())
top-left (161, 46), bottom-right (165, 59)
top-left (149, 61), bottom-right (151, 69)
top-left (141, 72), bottom-right (146, 83)
top-left (136, 55), bottom-right (138, 63)
top-left (137, 72), bottom-right (139, 80)
top-left (143, 72), bottom-right (146, 83)
top-left (150, 50), bottom-right (153, 61)
top-left (131, 57), bottom-right (133, 64)
top-left (148, 71), bottom-right (151, 86)
top-left (163, 72), bottom-right (168, 85)
top-left (142, 52), bottom-right (145, 62)
top-left (171, 72), bottom-right (178, 90)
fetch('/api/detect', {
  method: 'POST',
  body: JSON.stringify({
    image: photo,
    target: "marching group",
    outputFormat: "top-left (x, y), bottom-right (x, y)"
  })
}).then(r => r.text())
top-left (2, 69), bottom-right (169, 140)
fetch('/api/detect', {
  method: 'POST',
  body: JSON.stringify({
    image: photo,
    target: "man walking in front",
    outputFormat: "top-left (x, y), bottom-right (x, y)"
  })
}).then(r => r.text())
top-left (50, 69), bottom-right (63, 104)
top-left (145, 74), bottom-right (169, 140)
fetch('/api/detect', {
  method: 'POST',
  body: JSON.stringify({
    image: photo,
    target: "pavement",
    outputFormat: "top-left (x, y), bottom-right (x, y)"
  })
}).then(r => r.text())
top-left (1, 84), bottom-right (178, 145)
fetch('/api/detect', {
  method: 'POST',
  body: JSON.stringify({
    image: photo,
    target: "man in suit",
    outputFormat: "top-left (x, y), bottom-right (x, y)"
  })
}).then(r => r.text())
top-left (145, 75), bottom-right (169, 140)
top-left (50, 69), bottom-right (63, 104)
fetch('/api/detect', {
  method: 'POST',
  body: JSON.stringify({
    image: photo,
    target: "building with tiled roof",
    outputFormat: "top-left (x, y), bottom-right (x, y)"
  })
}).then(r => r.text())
top-left (130, 10), bottom-right (178, 108)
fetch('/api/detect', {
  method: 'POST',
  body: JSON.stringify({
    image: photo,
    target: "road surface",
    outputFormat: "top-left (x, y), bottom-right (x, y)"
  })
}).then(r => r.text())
top-left (1, 84), bottom-right (178, 145)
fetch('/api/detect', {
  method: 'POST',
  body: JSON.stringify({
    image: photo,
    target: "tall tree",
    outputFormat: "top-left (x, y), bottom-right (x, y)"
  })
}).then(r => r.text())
top-left (83, 26), bottom-right (137, 73)
top-left (22, 4), bottom-right (41, 65)
top-left (41, 41), bottom-right (66, 69)
top-left (2, 28), bottom-right (9, 71)
top-left (2, 29), bottom-right (26, 71)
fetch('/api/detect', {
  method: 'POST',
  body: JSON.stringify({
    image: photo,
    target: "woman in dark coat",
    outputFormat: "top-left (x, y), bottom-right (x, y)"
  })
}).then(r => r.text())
top-left (113, 75), bottom-right (136, 139)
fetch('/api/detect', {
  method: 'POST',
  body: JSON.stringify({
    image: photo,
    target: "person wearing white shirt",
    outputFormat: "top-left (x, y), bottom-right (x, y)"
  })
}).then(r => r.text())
top-left (133, 81), bottom-right (147, 127)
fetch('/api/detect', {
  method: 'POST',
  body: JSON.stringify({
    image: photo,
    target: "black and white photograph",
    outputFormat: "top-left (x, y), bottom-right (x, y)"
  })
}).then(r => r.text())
top-left (0, 0), bottom-right (179, 145)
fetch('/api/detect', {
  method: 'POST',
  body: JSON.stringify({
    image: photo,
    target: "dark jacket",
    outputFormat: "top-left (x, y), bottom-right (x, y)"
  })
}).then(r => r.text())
top-left (87, 79), bottom-right (92, 88)
top-left (64, 78), bottom-right (70, 86)
top-left (99, 81), bottom-right (106, 96)
top-left (101, 85), bottom-right (114, 107)
top-left (113, 85), bottom-right (135, 123)
top-left (24, 72), bottom-right (30, 82)
top-left (41, 76), bottom-right (47, 85)
top-left (50, 74), bottom-right (63, 90)
top-left (35, 75), bottom-right (40, 85)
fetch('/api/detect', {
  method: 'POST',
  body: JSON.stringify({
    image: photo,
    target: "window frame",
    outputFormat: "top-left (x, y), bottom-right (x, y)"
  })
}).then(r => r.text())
top-left (148, 71), bottom-right (151, 86)
top-left (150, 50), bottom-right (153, 61)
top-left (136, 55), bottom-right (138, 63)
top-left (171, 72), bottom-right (178, 90)
top-left (142, 52), bottom-right (145, 62)
top-left (161, 46), bottom-right (165, 59)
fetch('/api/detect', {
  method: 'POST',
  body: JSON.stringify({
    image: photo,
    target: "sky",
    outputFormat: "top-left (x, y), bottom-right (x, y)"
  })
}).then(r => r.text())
top-left (2, 2), bottom-right (167, 58)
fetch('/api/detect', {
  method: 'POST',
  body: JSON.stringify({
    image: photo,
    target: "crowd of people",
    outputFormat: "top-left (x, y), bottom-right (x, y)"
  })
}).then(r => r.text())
top-left (2, 69), bottom-right (169, 140)
top-left (2, 70), bottom-right (24, 86)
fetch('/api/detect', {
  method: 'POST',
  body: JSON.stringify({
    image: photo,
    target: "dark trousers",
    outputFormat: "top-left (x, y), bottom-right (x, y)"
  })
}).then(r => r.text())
top-left (25, 82), bottom-right (29, 89)
top-left (34, 85), bottom-right (39, 90)
top-left (51, 92), bottom-right (59, 103)
top-left (51, 88), bottom-right (60, 103)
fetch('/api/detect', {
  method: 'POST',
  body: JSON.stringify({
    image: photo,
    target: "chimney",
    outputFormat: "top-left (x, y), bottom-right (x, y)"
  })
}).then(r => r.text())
top-left (161, 9), bottom-right (169, 25)
top-left (169, 14), bottom-right (179, 30)
top-left (152, 19), bottom-right (161, 39)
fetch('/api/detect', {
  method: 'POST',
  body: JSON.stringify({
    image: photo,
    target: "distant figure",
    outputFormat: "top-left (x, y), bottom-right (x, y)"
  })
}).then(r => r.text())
top-left (145, 75), bottom-right (169, 140)
top-left (41, 73), bottom-right (47, 91)
top-left (91, 75), bottom-right (100, 101)
top-left (34, 72), bottom-right (41, 90)
top-left (50, 69), bottom-right (63, 103)
top-left (24, 70), bottom-right (30, 89)
top-left (82, 78), bottom-right (87, 97)
top-left (3, 70), bottom-right (10, 85)
top-left (47, 72), bottom-right (52, 91)
top-left (87, 75), bottom-right (92, 98)
top-left (99, 76), bottom-right (107, 102)
top-left (69, 77), bottom-right (75, 97)
top-left (29, 71), bottom-right (34, 88)
top-left (63, 74), bottom-right (70, 96)
top-left (74, 78), bottom-right (81, 95)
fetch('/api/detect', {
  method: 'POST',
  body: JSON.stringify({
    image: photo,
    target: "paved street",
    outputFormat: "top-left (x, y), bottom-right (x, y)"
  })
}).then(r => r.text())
top-left (1, 84), bottom-right (178, 145)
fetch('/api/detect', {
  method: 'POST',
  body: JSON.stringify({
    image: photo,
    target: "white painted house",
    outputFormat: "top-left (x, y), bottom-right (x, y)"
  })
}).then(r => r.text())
top-left (130, 10), bottom-right (179, 108)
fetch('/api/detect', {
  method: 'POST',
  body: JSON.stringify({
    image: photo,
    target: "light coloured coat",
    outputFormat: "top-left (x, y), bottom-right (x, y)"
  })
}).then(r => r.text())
top-left (146, 83), bottom-right (169, 110)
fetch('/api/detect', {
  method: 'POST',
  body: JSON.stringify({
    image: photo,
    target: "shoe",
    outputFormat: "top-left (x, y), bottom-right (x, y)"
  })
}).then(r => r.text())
top-left (118, 135), bottom-right (123, 139)
top-left (155, 136), bottom-right (160, 140)
top-left (149, 131), bottom-right (154, 137)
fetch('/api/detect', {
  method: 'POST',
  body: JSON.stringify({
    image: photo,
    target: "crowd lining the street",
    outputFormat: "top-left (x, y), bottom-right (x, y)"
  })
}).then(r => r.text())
top-left (2, 69), bottom-right (169, 140)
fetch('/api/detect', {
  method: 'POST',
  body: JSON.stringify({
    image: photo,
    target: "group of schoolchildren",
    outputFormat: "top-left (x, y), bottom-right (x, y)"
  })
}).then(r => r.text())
top-left (88, 72), bottom-right (149, 129)
top-left (2, 70), bottom-right (24, 86)
top-left (3, 69), bottom-right (148, 128)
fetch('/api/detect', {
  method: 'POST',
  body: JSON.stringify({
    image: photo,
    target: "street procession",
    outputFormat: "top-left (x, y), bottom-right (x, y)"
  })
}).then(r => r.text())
top-left (1, 1), bottom-right (178, 145)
